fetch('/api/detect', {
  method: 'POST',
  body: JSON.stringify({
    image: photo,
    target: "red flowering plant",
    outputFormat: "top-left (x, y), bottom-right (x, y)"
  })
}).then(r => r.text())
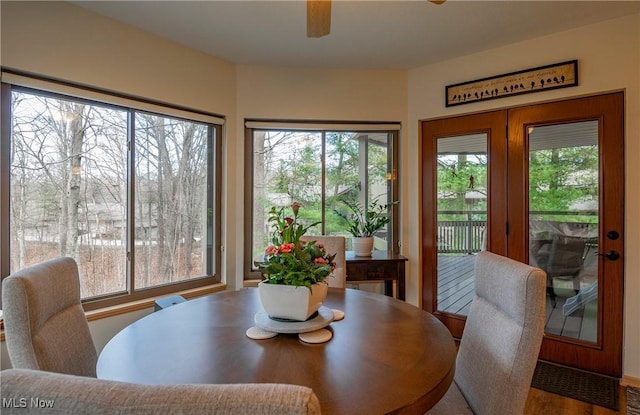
top-left (254, 202), bottom-right (336, 288)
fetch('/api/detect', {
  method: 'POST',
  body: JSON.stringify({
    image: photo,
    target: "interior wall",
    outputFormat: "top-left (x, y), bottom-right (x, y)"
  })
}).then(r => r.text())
top-left (407, 13), bottom-right (640, 379)
top-left (0, 2), bottom-right (237, 117)
top-left (87, 309), bottom-right (154, 355)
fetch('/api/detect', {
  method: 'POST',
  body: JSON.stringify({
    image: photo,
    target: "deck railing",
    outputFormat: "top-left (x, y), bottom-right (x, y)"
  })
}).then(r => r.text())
top-left (437, 211), bottom-right (486, 254)
top-left (437, 210), bottom-right (597, 255)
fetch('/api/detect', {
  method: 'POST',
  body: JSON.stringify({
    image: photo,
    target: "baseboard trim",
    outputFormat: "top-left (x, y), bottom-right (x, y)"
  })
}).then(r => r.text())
top-left (622, 375), bottom-right (640, 388)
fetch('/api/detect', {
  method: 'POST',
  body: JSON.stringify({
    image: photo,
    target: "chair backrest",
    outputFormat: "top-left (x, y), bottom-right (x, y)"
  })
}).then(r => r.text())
top-left (2, 257), bottom-right (98, 377)
top-left (454, 251), bottom-right (546, 415)
top-left (0, 369), bottom-right (322, 415)
top-left (300, 236), bottom-right (346, 288)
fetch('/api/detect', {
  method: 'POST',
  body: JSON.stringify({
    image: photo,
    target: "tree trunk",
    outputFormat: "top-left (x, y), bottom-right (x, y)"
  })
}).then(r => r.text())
top-left (66, 103), bottom-right (85, 262)
top-left (177, 124), bottom-right (196, 277)
top-left (155, 117), bottom-right (177, 281)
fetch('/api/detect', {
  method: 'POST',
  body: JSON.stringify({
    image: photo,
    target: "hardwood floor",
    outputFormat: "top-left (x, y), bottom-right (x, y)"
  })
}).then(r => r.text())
top-left (525, 386), bottom-right (627, 415)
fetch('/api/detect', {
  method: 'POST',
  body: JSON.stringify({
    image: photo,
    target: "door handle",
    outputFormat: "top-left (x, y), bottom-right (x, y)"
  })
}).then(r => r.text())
top-left (596, 250), bottom-right (620, 261)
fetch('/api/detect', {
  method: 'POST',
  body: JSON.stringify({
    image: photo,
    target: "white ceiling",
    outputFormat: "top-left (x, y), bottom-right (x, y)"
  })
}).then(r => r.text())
top-left (71, 1), bottom-right (639, 70)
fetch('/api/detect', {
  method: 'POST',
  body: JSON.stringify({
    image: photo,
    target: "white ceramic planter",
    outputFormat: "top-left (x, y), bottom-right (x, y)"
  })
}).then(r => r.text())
top-left (352, 236), bottom-right (374, 256)
top-left (258, 281), bottom-right (328, 321)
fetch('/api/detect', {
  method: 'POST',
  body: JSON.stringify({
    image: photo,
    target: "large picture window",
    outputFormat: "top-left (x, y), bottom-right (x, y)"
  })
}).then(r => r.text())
top-left (245, 122), bottom-right (400, 280)
top-left (1, 75), bottom-right (222, 310)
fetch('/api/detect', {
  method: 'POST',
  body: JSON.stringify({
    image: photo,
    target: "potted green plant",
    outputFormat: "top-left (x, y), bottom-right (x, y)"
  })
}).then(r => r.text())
top-left (254, 202), bottom-right (337, 321)
top-left (334, 198), bottom-right (398, 256)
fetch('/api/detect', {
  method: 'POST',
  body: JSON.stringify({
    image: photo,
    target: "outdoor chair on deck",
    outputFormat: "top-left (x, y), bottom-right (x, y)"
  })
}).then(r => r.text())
top-left (428, 251), bottom-right (546, 415)
top-left (535, 235), bottom-right (586, 305)
top-left (2, 257), bottom-right (98, 377)
top-left (300, 235), bottom-right (346, 288)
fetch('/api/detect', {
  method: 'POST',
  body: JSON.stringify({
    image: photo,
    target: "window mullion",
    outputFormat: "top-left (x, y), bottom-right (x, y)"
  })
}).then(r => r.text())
top-left (321, 131), bottom-right (327, 234)
top-left (206, 125), bottom-right (214, 276)
top-left (358, 135), bottom-right (369, 210)
top-left (0, 84), bottom-right (11, 289)
top-left (127, 110), bottom-right (136, 294)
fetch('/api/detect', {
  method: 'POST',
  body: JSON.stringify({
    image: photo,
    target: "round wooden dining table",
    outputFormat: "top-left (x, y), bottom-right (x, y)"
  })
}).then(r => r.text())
top-left (97, 288), bottom-right (456, 415)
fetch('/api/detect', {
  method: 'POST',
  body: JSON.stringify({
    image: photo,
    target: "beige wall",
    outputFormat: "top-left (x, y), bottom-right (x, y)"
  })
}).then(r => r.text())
top-left (0, 1), bottom-right (237, 116)
top-left (407, 13), bottom-right (640, 380)
top-left (1, 1), bottom-right (638, 380)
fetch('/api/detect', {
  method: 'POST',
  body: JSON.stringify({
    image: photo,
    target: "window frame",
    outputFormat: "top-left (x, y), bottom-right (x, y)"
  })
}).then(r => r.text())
top-left (243, 121), bottom-right (400, 281)
top-left (0, 73), bottom-right (224, 311)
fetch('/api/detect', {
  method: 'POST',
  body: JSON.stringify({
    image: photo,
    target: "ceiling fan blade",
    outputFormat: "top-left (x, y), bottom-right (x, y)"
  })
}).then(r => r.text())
top-left (428, 0), bottom-right (446, 4)
top-left (307, 0), bottom-right (331, 38)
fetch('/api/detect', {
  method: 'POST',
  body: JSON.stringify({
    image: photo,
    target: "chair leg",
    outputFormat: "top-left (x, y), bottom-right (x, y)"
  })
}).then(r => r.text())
top-left (546, 275), bottom-right (557, 308)
top-left (547, 286), bottom-right (557, 308)
top-left (571, 273), bottom-right (582, 296)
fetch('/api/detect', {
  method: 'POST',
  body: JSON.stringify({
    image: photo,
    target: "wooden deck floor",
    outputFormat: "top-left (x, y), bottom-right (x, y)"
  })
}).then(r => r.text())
top-left (437, 255), bottom-right (476, 315)
top-left (437, 253), bottom-right (598, 343)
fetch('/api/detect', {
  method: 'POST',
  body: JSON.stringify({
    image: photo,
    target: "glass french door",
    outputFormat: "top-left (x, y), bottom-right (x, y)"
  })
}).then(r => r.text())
top-left (435, 133), bottom-right (487, 318)
top-left (421, 111), bottom-right (507, 337)
top-left (527, 121), bottom-right (600, 343)
top-left (507, 93), bottom-right (624, 377)
top-left (422, 93), bottom-right (624, 376)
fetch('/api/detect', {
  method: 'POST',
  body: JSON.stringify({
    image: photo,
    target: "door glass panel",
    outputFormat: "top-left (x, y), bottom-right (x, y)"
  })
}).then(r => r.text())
top-left (436, 134), bottom-right (488, 316)
top-left (528, 120), bottom-right (599, 343)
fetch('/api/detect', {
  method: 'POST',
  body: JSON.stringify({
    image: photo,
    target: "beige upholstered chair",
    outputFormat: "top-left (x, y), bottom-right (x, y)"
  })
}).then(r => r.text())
top-left (429, 251), bottom-right (546, 415)
top-left (300, 235), bottom-right (346, 288)
top-left (2, 257), bottom-right (98, 377)
top-left (0, 369), bottom-right (322, 415)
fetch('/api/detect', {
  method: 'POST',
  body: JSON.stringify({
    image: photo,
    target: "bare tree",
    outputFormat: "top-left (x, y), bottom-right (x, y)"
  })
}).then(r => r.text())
top-left (10, 89), bottom-right (214, 297)
top-left (10, 91), bottom-right (130, 297)
top-left (11, 95), bottom-right (90, 265)
top-left (135, 114), bottom-right (208, 285)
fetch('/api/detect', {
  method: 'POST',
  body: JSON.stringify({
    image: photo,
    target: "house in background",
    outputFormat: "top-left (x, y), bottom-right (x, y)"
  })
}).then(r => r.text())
top-left (1, 1), bottom-right (638, 388)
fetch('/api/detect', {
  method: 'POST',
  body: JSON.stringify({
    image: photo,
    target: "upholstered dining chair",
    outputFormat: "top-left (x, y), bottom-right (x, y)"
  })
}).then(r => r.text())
top-left (428, 251), bottom-right (546, 415)
top-left (2, 257), bottom-right (98, 377)
top-left (300, 235), bottom-right (346, 288)
top-left (0, 369), bottom-right (322, 415)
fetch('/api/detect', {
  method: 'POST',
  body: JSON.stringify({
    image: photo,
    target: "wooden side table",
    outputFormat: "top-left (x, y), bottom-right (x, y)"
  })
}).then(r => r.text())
top-left (346, 250), bottom-right (408, 300)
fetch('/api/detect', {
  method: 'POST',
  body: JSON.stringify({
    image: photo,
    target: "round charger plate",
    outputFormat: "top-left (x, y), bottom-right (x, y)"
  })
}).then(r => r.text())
top-left (254, 306), bottom-right (334, 334)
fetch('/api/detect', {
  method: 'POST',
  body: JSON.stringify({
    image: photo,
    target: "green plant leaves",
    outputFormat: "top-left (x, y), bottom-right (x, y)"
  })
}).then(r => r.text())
top-left (333, 198), bottom-right (398, 237)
